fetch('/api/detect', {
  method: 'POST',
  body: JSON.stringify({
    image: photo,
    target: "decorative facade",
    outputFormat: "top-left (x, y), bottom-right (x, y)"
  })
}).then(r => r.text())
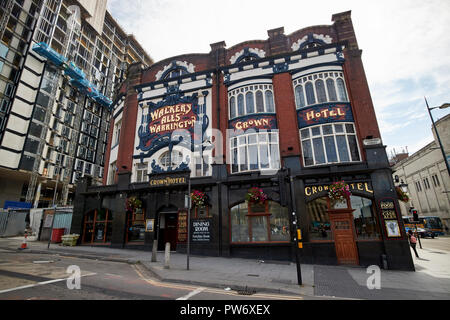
top-left (71, 11), bottom-right (414, 270)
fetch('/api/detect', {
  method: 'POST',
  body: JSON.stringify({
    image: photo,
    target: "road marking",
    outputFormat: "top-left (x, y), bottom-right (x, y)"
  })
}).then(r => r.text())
top-left (176, 287), bottom-right (205, 300)
top-left (132, 265), bottom-right (304, 300)
top-left (0, 273), bottom-right (97, 294)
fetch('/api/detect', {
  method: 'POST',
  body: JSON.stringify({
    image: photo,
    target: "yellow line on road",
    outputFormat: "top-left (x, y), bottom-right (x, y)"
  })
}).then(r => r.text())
top-left (132, 265), bottom-right (303, 300)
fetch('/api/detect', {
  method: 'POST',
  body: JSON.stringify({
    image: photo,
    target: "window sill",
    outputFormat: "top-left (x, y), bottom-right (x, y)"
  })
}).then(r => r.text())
top-left (296, 101), bottom-right (350, 110)
top-left (303, 161), bottom-right (365, 169)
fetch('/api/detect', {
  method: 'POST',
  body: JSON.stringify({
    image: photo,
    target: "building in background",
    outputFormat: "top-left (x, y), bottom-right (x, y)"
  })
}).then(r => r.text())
top-left (71, 11), bottom-right (414, 270)
top-left (0, 0), bottom-right (152, 209)
top-left (392, 113), bottom-right (450, 230)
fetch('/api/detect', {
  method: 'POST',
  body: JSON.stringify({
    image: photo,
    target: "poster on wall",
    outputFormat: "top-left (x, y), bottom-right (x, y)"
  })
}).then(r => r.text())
top-left (145, 219), bottom-right (154, 232)
top-left (385, 220), bottom-right (401, 238)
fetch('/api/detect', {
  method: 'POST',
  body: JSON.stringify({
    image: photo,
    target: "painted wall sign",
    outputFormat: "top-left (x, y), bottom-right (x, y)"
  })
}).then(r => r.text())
top-left (305, 182), bottom-right (374, 198)
top-left (298, 104), bottom-right (354, 128)
top-left (228, 114), bottom-right (277, 133)
top-left (177, 210), bottom-right (188, 243)
top-left (191, 219), bottom-right (212, 243)
top-left (136, 91), bottom-right (210, 162)
top-left (149, 176), bottom-right (187, 187)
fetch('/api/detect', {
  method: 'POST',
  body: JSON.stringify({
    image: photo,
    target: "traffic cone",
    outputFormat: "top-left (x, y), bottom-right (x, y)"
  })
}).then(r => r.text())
top-left (19, 234), bottom-right (28, 250)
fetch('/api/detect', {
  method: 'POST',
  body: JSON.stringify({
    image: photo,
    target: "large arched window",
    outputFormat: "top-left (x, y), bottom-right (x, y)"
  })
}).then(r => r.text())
top-left (230, 201), bottom-right (290, 243)
top-left (228, 84), bottom-right (276, 119)
top-left (159, 150), bottom-right (184, 169)
top-left (293, 72), bottom-right (349, 109)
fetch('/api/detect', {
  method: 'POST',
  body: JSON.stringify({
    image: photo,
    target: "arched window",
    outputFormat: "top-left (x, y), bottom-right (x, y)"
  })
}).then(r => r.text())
top-left (230, 201), bottom-right (290, 243)
top-left (230, 96), bottom-right (236, 119)
top-left (237, 94), bottom-right (245, 116)
top-left (159, 150), bottom-right (183, 169)
top-left (295, 85), bottom-right (306, 109)
top-left (255, 91), bottom-right (264, 113)
top-left (337, 78), bottom-right (348, 101)
top-left (265, 91), bottom-right (275, 113)
top-left (305, 82), bottom-right (316, 105)
top-left (315, 80), bottom-right (327, 103)
top-left (163, 68), bottom-right (188, 80)
top-left (246, 92), bottom-right (255, 114)
top-left (326, 79), bottom-right (337, 102)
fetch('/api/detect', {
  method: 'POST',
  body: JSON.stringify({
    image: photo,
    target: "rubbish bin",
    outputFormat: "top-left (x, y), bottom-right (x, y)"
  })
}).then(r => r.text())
top-left (51, 228), bottom-right (65, 243)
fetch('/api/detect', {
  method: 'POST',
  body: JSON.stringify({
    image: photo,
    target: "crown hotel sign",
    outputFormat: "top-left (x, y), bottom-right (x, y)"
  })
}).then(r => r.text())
top-left (148, 172), bottom-right (189, 188)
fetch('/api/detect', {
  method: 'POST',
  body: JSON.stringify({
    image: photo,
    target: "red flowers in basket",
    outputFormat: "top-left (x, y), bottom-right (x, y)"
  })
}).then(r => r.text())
top-left (246, 187), bottom-right (268, 205)
top-left (191, 190), bottom-right (208, 207)
top-left (328, 181), bottom-right (352, 202)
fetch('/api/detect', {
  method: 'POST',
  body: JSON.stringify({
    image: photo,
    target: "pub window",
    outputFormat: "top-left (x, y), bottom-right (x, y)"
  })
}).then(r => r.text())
top-left (350, 196), bottom-right (381, 240)
top-left (159, 150), bottom-right (184, 170)
top-left (230, 201), bottom-right (290, 243)
top-left (126, 207), bottom-right (145, 243)
top-left (82, 209), bottom-right (113, 244)
top-left (230, 132), bottom-right (280, 173)
top-left (315, 80), bottom-right (327, 103)
top-left (295, 85), bottom-right (306, 109)
top-left (308, 197), bottom-right (332, 240)
top-left (135, 162), bottom-right (148, 183)
top-left (300, 123), bottom-right (360, 167)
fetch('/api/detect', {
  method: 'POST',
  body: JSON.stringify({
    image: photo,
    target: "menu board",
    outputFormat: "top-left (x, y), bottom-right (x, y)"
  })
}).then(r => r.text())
top-left (177, 210), bottom-right (188, 243)
top-left (191, 219), bottom-right (212, 243)
top-left (379, 199), bottom-right (401, 238)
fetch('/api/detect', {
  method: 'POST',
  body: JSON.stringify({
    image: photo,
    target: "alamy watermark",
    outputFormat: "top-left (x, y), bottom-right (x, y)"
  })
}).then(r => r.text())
top-left (366, 265), bottom-right (381, 290)
top-left (66, 265), bottom-right (81, 290)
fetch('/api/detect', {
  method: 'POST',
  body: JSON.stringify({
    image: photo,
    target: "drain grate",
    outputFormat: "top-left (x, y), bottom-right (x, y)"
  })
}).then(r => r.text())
top-left (237, 286), bottom-right (257, 296)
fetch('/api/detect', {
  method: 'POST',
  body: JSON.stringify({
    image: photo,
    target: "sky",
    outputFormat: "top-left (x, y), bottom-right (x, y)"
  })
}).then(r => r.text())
top-left (107, 0), bottom-right (450, 158)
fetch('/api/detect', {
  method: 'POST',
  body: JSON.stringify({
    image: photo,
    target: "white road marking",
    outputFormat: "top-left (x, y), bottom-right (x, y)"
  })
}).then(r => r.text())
top-left (176, 287), bottom-right (206, 300)
top-left (0, 273), bottom-right (97, 294)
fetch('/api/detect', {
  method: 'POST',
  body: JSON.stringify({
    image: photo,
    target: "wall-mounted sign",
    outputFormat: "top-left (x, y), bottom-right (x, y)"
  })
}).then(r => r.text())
top-left (298, 104), bottom-right (354, 128)
top-left (145, 219), bottom-right (155, 232)
top-left (177, 210), bottom-right (188, 243)
top-left (305, 182), bottom-right (374, 198)
top-left (229, 114), bottom-right (277, 133)
top-left (149, 176), bottom-right (187, 187)
top-left (136, 91), bottom-right (210, 161)
top-left (191, 219), bottom-right (212, 243)
top-left (379, 198), bottom-right (402, 238)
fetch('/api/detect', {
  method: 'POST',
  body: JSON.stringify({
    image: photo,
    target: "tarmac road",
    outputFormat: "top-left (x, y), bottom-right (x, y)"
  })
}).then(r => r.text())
top-left (0, 250), bottom-right (306, 301)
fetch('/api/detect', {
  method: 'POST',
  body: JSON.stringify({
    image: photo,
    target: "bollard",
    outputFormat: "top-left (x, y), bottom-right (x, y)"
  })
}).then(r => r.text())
top-left (164, 242), bottom-right (170, 269)
top-left (151, 240), bottom-right (158, 262)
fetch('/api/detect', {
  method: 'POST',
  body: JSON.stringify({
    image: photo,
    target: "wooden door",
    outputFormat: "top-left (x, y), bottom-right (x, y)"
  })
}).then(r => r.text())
top-left (330, 212), bottom-right (359, 265)
top-left (164, 212), bottom-right (178, 250)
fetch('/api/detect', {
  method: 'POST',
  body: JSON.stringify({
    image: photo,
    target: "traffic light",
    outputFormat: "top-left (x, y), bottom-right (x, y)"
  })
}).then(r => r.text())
top-left (412, 209), bottom-right (419, 222)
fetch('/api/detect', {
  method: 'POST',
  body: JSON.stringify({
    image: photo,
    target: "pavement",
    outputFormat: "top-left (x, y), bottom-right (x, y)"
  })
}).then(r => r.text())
top-left (0, 236), bottom-right (449, 300)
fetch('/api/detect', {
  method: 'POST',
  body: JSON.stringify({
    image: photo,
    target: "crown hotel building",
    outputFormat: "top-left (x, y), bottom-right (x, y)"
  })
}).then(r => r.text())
top-left (71, 11), bottom-right (415, 270)
top-left (0, 0), bottom-right (152, 208)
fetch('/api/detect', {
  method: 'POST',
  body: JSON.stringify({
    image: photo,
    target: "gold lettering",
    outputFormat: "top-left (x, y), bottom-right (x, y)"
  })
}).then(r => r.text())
top-left (337, 108), bottom-right (345, 116)
top-left (357, 183), bottom-right (363, 191)
top-left (312, 186), bottom-right (317, 194)
top-left (305, 187), bottom-right (312, 196)
top-left (306, 111), bottom-right (315, 121)
top-left (365, 183), bottom-right (374, 194)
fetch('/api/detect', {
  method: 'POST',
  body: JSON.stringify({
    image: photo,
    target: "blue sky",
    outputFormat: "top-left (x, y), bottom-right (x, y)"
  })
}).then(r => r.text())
top-left (107, 0), bottom-right (450, 157)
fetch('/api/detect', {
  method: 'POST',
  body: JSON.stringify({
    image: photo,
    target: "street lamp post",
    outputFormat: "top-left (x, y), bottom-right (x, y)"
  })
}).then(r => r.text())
top-left (425, 99), bottom-right (450, 177)
top-left (288, 171), bottom-right (302, 286)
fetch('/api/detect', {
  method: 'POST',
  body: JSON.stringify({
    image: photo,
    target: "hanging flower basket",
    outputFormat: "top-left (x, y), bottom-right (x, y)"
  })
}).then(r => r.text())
top-left (246, 187), bottom-right (268, 206)
top-left (328, 181), bottom-right (352, 207)
top-left (126, 197), bottom-right (142, 212)
top-left (396, 187), bottom-right (409, 203)
top-left (191, 190), bottom-right (208, 208)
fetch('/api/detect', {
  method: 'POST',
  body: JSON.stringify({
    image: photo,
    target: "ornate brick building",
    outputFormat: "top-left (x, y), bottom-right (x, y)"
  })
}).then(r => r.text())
top-left (71, 11), bottom-right (414, 270)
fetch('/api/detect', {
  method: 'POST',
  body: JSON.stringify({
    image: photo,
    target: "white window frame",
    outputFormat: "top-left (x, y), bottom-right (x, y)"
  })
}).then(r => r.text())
top-left (228, 84), bottom-right (276, 120)
top-left (293, 71), bottom-right (349, 109)
top-left (300, 122), bottom-right (361, 167)
top-left (230, 131), bottom-right (280, 174)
